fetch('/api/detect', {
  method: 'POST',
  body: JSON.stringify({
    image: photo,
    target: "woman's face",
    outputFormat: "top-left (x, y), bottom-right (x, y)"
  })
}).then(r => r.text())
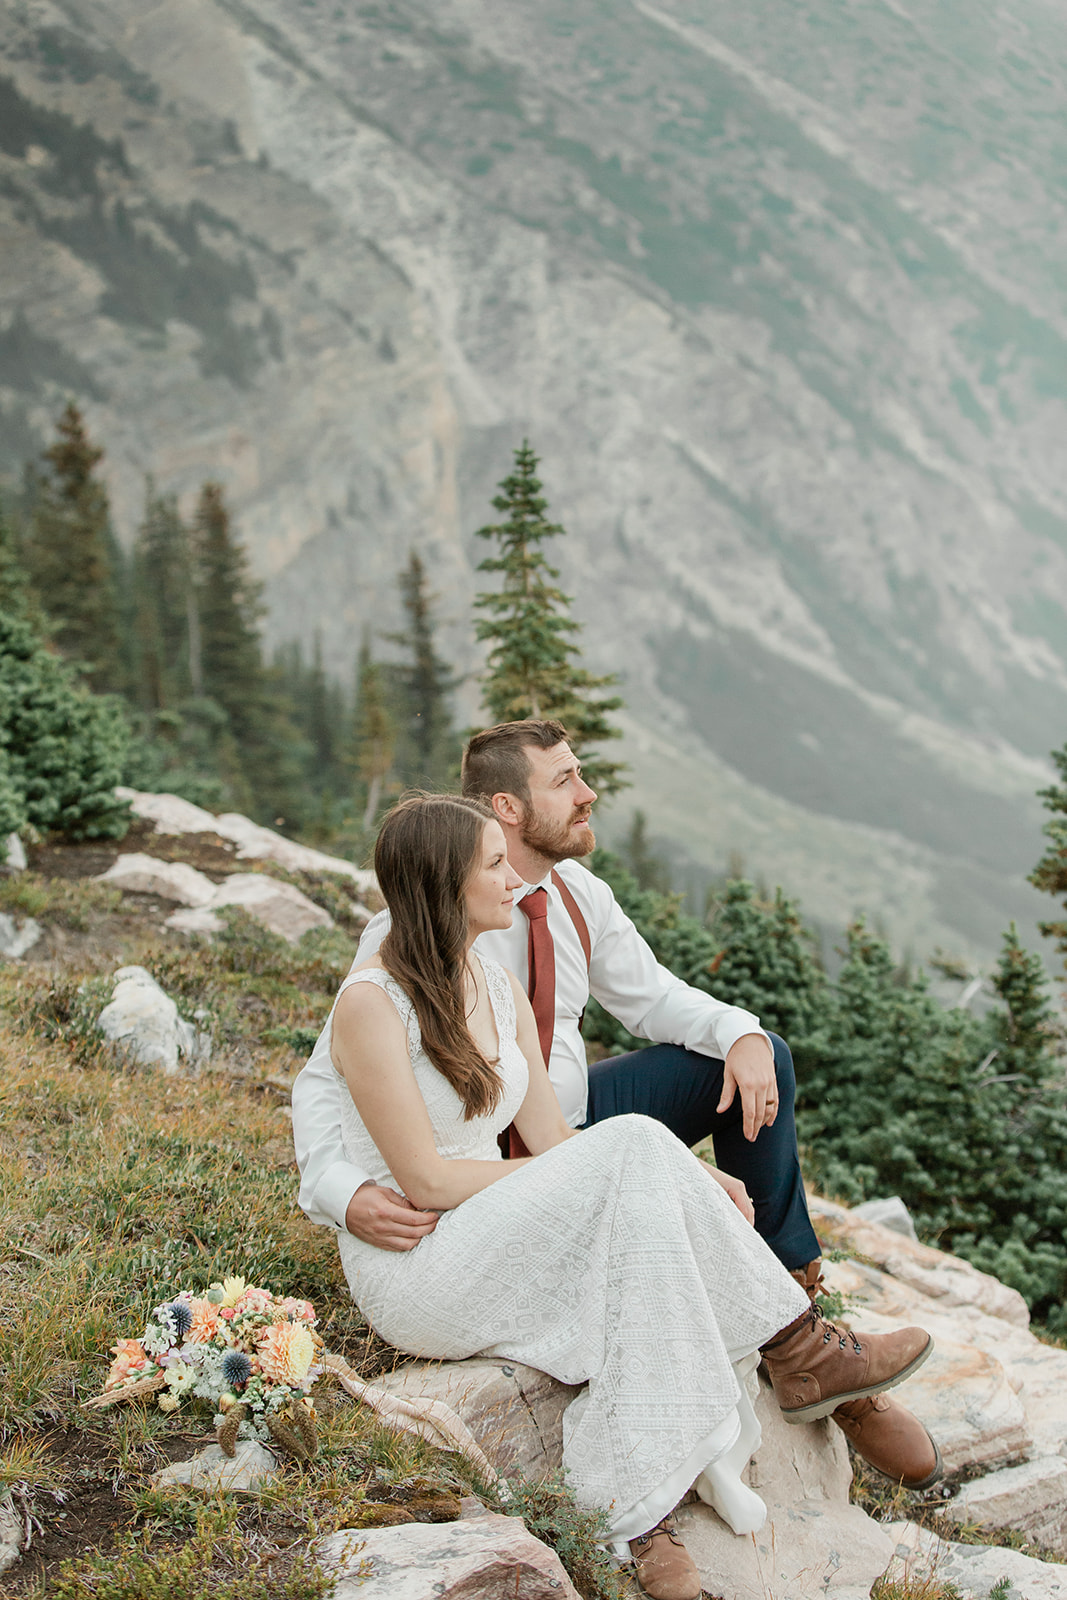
top-left (465, 820), bottom-right (522, 937)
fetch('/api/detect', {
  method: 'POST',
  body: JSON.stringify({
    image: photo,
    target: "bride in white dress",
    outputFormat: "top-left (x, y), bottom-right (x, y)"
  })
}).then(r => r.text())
top-left (325, 796), bottom-right (930, 1600)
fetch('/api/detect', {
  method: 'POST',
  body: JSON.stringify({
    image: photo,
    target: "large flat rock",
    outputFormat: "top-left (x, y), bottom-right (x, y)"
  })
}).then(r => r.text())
top-left (166, 873), bottom-right (333, 944)
top-left (677, 1379), bottom-right (893, 1600)
top-left (941, 1454), bottom-right (1067, 1556)
top-left (372, 1357), bottom-right (582, 1480)
top-left (318, 1514), bottom-right (581, 1600)
top-left (884, 1519), bottom-right (1067, 1599)
top-left (96, 852), bottom-right (217, 906)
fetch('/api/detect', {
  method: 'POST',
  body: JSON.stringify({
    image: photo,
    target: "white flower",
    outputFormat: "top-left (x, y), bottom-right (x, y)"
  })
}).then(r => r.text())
top-left (164, 1361), bottom-right (198, 1396)
top-left (143, 1323), bottom-right (173, 1359)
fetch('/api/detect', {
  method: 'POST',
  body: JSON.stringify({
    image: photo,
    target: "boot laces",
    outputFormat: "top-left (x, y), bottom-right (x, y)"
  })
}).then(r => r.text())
top-left (808, 1301), bottom-right (863, 1353)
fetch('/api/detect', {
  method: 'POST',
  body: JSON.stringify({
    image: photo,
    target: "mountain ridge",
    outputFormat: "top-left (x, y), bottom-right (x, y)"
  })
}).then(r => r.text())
top-left (1, 0), bottom-right (1064, 961)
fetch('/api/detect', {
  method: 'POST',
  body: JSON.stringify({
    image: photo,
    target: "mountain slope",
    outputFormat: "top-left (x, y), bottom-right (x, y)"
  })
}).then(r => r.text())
top-left (1, 0), bottom-right (1064, 961)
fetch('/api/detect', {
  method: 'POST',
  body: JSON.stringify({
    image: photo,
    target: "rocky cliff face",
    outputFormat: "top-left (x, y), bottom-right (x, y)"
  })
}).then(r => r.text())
top-left (2, 0), bottom-right (1065, 960)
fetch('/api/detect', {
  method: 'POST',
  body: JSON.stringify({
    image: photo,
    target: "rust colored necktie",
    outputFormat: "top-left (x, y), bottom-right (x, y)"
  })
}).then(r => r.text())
top-left (520, 886), bottom-right (555, 1072)
top-left (505, 887), bottom-right (555, 1159)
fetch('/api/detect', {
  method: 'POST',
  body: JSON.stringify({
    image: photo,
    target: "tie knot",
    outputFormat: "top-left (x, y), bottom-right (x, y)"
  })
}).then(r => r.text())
top-left (520, 887), bottom-right (549, 923)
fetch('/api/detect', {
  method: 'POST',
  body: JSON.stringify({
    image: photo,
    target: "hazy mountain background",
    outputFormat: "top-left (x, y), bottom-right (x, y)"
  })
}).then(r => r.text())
top-left (2, 0), bottom-right (1066, 966)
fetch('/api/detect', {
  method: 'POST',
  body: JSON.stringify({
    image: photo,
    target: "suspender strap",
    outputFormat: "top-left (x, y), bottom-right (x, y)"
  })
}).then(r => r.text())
top-left (551, 869), bottom-right (591, 971)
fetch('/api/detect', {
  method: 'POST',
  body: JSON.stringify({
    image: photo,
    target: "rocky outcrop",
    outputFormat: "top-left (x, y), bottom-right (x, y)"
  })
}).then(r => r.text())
top-left (884, 1519), bottom-right (1067, 1599)
top-left (96, 852), bottom-right (218, 907)
top-left (96, 965), bottom-right (210, 1072)
top-left (374, 1194), bottom-right (1067, 1597)
top-left (115, 791), bottom-right (375, 894)
top-left (164, 872), bottom-right (334, 944)
top-left (318, 1514), bottom-right (581, 1600)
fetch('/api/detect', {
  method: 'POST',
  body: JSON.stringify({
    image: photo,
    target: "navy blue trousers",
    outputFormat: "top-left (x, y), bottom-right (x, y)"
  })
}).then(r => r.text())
top-left (583, 1033), bottom-right (820, 1272)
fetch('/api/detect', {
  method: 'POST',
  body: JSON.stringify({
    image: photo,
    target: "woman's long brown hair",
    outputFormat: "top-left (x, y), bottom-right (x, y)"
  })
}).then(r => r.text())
top-left (374, 794), bottom-right (503, 1120)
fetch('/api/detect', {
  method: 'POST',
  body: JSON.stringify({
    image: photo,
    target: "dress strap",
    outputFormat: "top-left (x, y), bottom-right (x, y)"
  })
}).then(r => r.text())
top-left (337, 967), bottom-right (420, 1054)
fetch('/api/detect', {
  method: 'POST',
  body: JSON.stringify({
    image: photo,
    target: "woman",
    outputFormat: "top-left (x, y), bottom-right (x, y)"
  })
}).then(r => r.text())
top-left (325, 796), bottom-right (931, 1600)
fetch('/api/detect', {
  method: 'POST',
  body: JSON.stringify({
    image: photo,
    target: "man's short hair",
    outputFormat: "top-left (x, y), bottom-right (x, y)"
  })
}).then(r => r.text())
top-left (462, 719), bottom-right (571, 807)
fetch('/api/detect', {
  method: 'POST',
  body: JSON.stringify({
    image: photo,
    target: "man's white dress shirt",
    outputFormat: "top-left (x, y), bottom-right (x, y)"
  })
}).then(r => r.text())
top-left (291, 859), bottom-right (769, 1231)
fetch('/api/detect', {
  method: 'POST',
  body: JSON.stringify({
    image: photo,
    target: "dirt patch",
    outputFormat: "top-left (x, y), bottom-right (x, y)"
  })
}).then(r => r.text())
top-left (4, 1426), bottom-right (211, 1594)
top-left (29, 821), bottom-right (241, 883)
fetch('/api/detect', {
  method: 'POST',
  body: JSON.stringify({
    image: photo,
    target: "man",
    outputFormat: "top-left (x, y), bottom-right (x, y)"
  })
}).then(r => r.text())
top-left (292, 719), bottom-right (938, 1492)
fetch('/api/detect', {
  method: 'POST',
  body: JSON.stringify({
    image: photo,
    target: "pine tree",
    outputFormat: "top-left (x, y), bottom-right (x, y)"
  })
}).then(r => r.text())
top-left (131, 482), bottom-right (195, 711)
top-left (191, 482), bottom-right (265, 738)
top-left (0, 605), bottom-right (131, 839)
top-left (390, 551), bottom-right (459, 788)
top-left (474, 441), bottom-right (626, 795)
top-left (988, 923), bottom-right (1062, 1090)
top-left (621, 809), bottom-right (671, 894)
top-left (21, 402), bottom-right (125, 690)
top-left (1030, 743), bottom-right (1067, 968)
top-left (352, 638), bottom-right (396, 830)
top-left (189, 482), bottom-right (310, 826)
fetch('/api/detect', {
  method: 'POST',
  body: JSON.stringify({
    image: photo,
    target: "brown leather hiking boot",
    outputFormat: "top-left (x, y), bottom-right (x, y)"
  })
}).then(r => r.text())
top-left (629, 1514), bottom-right (702, 1600)
top-left (834, 1393), bottom-right (942, 1488)
top-left (789, 1259), bottom-right (942, 1486)
top-left (761, 1301), bottom-right (932, 1423)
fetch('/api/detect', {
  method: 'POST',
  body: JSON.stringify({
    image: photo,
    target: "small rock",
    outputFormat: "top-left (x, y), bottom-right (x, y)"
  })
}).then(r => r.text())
top-left (852, 1195), bottom-right (919, 1242)
top-left (153, 1440), bottom-right (278, 1493)
top-left (166, 907), bottom-right (226, 937)
top-left (318, 1513), bottom-right (581, 1600)
top-left (96, 965), bottom-right (209, 1073)
top-left (884, 1518), bottom-right (1067, 1598)
top-left (95, 853), bottom-right (218, 907)
top-left (941, 1454), bottom-right (1067, 1556)
top-left (2, 832), bottom-right (26, 873)
top-left (0, 912), bottom-right (42, 959)
top-left (0, 1490), bottom-right (22, 1576)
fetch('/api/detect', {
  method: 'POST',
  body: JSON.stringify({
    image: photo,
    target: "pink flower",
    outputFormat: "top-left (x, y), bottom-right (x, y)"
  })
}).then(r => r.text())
top-left (256, 1322), bottom-right (316, 1387)
top-left (219, 1307), bottom-right (235, 1320)
top-left (188, 1300), bottom-right (220, 1342)
top-left (280, 1297), bottom-right (317, 1324)
top-left (105, 1338), bottom-right (149, 1390)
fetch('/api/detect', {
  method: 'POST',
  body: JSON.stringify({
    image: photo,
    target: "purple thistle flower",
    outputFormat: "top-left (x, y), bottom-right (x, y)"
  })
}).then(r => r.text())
top-left (222, 1351), bottom-right (252, 1388)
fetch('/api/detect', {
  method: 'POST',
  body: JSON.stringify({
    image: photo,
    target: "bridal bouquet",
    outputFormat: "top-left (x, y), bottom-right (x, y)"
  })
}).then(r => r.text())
top-left (90, 1276), bottom-right (324, 1458)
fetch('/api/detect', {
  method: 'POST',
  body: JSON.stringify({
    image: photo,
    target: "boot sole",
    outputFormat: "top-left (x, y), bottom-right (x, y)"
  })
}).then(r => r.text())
top-left (779, 1335), bottom-right (934, 1425)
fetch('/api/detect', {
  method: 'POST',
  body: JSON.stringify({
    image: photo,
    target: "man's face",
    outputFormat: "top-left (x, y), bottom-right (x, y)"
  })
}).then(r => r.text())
top-left (517, 742), bottom-right (598, 863)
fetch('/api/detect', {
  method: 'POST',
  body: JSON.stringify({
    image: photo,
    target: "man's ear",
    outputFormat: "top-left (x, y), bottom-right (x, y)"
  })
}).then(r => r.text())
top-left (491, 791), bottom-right (524, 828)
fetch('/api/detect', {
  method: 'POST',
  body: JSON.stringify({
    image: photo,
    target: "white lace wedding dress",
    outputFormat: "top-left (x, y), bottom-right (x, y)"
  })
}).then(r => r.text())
top-left (334, 958), bottom-right (807, 1548)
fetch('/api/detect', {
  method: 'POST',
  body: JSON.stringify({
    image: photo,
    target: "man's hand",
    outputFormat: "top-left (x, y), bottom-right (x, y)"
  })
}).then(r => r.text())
top-left (344, 1181), bottom-right (439, 1251)
top-left (702, 1162), bottom-right (755, 1225)
top-left (717, 1034), bottom-right (778, 1142)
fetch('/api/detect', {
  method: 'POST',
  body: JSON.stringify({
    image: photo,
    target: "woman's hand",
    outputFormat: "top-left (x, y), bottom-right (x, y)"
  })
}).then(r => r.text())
top-left (701, 1161), bottom-right (755, 1225)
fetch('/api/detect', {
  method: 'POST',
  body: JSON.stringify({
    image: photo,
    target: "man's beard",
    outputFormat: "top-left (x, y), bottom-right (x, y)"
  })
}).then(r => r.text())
top-left (520, 805), bottom-right (597, 864)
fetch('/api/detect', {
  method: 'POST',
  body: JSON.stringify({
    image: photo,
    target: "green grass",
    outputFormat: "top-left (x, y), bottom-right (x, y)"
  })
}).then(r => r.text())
top-left (0, 947), bottom-right (622, 1600)
top-left (0, 871), bottom-right (122, 929)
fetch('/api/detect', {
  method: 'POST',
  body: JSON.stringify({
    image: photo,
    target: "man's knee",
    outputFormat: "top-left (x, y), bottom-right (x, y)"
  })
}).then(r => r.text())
top-left (767, 1032), bottom-right (797, 1105)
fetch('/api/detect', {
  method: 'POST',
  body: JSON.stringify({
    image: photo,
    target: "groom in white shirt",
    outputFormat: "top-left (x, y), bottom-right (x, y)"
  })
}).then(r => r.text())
top-left (292, 718), bottom-right (939, 1490)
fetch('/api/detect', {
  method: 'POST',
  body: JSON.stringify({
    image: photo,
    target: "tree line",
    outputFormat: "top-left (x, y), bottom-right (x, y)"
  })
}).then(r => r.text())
top-left (0, 411), bottom-right (624, 848)
top-left (5, 402), bottom-right (1067, 1331)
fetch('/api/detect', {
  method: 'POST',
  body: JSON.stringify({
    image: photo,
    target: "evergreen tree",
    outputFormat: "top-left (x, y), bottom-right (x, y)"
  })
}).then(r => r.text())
top-left (189, 482), bottom-right (310, 826)
top-left (1030, 742), bottom-right (1067, 967)
top-left (620, 809), bottom-right (672, 894)
top-left (987, 923), bottom-right (1062, 1090)
top-left (191, 481), bottom-right (265, 738)
top-left (351, 638), bottom-right (396, 831)
top-left (131, 482), bottom-right (195, 711)
top-left (474, 442), bottom-right (626, 795)
top-left (21, 402), bottom-right (125, 690)
top-left (389, 551), bottom-right (459, 789)
top-left (0, 604), bottom-right (131, 839)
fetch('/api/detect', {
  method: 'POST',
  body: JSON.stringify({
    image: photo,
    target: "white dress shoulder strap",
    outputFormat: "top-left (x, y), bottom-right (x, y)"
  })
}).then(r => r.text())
top-left (335, 966), bottom-right (420, 1056)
